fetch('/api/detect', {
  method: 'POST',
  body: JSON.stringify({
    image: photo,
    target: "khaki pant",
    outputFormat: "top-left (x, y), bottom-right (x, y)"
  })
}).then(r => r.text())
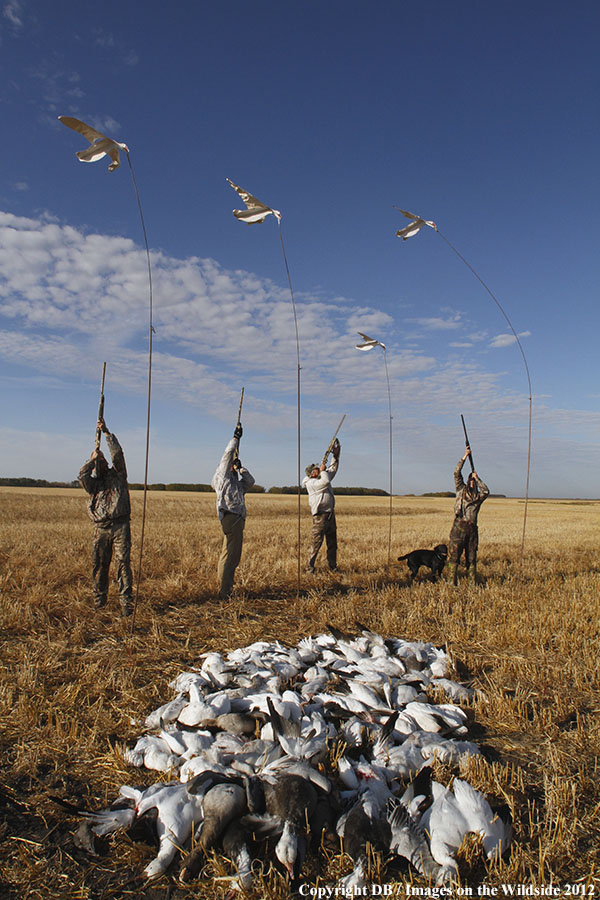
top-left (92, 518), bottom-right (133, 606)
top-left (308, 511), bottom-right (337, 572)
top-left (218, 512), bottom-right (245, 600)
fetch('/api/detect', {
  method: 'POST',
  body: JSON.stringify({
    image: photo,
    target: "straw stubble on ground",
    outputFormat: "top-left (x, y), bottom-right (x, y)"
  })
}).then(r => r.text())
top-left (0, 487), bottom-right (598, 898)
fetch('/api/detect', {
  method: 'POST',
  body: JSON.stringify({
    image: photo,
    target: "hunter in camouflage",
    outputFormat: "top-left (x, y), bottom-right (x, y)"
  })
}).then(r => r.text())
top-left (78, 417), bottom-right (133, 615)
top-left (448, 445), bottom-right (489, 585)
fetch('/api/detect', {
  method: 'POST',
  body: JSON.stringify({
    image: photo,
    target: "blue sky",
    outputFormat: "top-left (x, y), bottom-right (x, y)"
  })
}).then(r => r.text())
top-left (0, 0), bottom-right (598, 497)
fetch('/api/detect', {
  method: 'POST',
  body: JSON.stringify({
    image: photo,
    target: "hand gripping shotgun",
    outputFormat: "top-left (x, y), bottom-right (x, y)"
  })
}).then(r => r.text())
top-left (94, 362), bottom-right (107, 477)
top-left (460, 414), bottom-right (475, 473)
top-left (321, 414), bottom-right (346, 467)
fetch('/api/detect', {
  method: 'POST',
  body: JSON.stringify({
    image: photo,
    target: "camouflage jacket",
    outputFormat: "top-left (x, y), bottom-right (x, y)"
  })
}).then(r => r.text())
top-left (453, 458), bottom-right (489, 524)
top-left (211, 438), bottom-right (255, 519)
top-left (78, 433), bottom-right (131, 525)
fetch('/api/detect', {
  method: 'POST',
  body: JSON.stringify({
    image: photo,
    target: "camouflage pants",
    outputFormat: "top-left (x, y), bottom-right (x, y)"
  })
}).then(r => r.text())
top-left (448, 517), bottom-right (478, 567)
top-left (308, 511), bottom-right (337, 571)
top-left (92, 518), bottom-right (133, 605)
top-left (218, 512), bottom-right (245, 600)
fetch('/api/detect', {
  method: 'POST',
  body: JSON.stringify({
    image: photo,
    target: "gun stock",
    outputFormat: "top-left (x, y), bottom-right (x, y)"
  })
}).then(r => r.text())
top-left (460, 414), bottom-right (475, 472)
top-left (321, 414), bottom-right (346, 468)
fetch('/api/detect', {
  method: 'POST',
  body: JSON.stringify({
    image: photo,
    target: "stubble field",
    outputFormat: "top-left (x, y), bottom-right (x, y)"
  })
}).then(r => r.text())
top-left (0, 487), bottom-right (599, 898)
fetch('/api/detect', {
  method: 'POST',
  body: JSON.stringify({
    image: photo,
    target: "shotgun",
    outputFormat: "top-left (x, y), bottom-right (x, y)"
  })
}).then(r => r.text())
top-left (321, 414), bottom-right (346, 468)
top-left (460, 414), bottom-right (475, 473)
top-left (232, 386), bottom-right (244, 462)
top-left (94, 362), bottom-right (107, 476)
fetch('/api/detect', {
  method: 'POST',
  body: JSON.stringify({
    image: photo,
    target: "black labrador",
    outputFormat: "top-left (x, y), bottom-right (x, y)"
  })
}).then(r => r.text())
top-left (398, 544), bottom-right (448, 582)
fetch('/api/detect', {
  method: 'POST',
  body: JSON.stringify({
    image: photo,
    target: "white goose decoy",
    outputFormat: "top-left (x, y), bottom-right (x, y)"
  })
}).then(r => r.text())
top-left (227, 178), bottom-right (282, 224)
top-left (394, 207), bottom-right (438, 240)
top-left (58, 116), bottom-right (129, 172)
top-left (355, 332), bottom-right (386, 351)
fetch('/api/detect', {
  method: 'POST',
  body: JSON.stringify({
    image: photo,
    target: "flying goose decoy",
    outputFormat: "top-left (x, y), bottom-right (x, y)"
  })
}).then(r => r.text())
top-left (394, 207), bottom-right (438, 240)
top-left (227, 178), bottom-right (282, 224)
top-left (58, 116), bottom-right (129, 172)
top-left (355, 332), bottom-right (386, 351)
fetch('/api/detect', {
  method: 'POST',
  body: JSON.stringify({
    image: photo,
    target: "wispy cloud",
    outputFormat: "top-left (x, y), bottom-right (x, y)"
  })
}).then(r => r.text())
top-left (0, 211), bottom-right (595, 495)
top-left (3, 0), bottom-right (23, 29)
top-left (0, 209), bottom-right (548, 492)
top-left (489, 331), bottom-right (531, 349)
top-left (29, 57), bottom-right (85, 110)
top-left (409, 313), bottom-right (462, 330)
top-left (0, 211), bottom-right (421, 417)
top-left (92, 28), bottom-right (139, 67)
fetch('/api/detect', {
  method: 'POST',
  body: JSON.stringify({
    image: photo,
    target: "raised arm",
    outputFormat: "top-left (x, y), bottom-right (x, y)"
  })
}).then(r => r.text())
top-left (239, 465), bottom-right (255, 490)
top-left (211, 438), bottom-right (238, 490)
top-left (454, 446), bottom-right (470, 491)
top-left (78, 453), bottom-right (96, 494)
top-left (105, 432), bottom-right (127, 476)
top-left (473, 472), bottom-right (489, 501)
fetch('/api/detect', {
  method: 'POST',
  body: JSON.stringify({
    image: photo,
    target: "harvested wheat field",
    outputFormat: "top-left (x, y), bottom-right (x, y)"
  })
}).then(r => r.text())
top-left (0, 486), bottom-right (599, 899)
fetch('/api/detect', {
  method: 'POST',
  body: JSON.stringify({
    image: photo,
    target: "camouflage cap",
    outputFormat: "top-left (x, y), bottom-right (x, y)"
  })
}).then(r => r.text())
top-left (305, 463), bottom-right (319, 476)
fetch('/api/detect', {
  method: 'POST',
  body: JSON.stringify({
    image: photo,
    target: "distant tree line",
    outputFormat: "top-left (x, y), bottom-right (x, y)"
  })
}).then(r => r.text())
top-left (0, 477), bottom-right (504, 499)
top-left (268, 485), bottom-right (389, 496)
top-left (0, 477), bottom-right (78, 488)
top-left (421, 490), bottom-right (506, 498)
top-left (129, 483), bottom-right (266, 493)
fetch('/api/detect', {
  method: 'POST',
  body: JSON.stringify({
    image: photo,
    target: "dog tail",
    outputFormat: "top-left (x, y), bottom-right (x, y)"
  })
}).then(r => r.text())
top-left (397, 553), bottom-right (410, 561)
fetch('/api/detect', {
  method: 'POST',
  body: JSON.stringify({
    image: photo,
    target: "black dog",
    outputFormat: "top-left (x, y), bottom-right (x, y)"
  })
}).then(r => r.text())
top-left (398, 544), bottom-right (448, 582)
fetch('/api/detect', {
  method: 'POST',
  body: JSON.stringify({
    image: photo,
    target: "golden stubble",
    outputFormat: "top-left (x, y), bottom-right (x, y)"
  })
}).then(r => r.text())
top-left (0, 487), bottom-right (598, 897)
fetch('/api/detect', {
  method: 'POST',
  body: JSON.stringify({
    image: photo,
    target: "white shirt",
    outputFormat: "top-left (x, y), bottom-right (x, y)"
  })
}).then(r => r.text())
top-left (211, 438), bottom-right (255, 519)
top-left (302, 458), bottom-right (338, 515)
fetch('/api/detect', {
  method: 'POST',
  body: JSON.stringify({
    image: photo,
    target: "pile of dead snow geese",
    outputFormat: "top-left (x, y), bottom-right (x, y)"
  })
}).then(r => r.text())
top-left (67, 625), bottom-right (512, 892)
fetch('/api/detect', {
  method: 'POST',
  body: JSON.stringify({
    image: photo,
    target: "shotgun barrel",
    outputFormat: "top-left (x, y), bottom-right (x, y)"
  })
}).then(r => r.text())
top-left (232, 387), bottom-right (244, 461)
top-left (321, 414), bottom-right (346, 468)
top-left (460, 414), bottom-right (475, 472)
top-left (94, 362), bottom-right (107, 476)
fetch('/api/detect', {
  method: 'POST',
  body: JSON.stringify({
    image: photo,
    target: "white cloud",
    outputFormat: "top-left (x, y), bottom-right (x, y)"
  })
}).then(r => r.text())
top-left (5, 210), bottom-right (591, 495)
top-left (489, 330), bottom-right (531, 349)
